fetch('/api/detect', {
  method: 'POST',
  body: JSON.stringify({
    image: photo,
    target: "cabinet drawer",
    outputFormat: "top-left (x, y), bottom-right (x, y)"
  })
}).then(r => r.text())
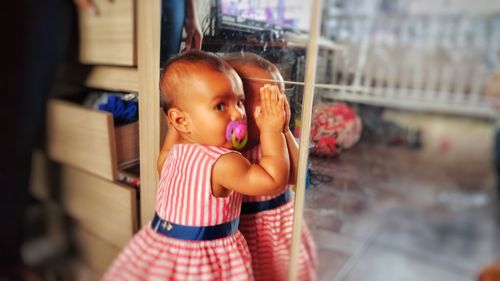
top-left (61, 166), bottom-right (138, 248)
top-left (79, 0), bottom-right (135, 66)
top-left (47, 99), bottom-right (138, 181)
top-left (73, 225), bottom-right (121, 275)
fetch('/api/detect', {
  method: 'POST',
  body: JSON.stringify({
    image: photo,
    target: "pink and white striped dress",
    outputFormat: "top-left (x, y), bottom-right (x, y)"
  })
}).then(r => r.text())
top-left (239, 145), bottom-right (318, 281)
top-left (103, 144), bottom-right (253, 281)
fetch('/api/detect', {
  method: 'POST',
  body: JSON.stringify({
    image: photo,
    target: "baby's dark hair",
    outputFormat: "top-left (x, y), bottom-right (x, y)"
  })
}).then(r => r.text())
top-left (160, 50), bottom-right (235, 112)
top-left (224, 52), bottom-right (284, 91)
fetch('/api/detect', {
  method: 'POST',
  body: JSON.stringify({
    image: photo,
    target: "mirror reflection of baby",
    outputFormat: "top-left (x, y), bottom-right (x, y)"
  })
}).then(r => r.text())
top-left (103, 50), bottom-right (290, 281)
top-left (225, 52), bottom-right (317, 281)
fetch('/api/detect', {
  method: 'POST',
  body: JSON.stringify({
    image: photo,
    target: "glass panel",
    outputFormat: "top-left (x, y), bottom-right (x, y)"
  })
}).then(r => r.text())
top-left (306, 0), bottom-right (500, 280)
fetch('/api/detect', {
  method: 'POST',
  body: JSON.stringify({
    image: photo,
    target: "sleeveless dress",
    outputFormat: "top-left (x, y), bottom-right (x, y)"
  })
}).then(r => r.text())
top-left (239, 145), bottom-right (317, 281)
top-left (103, 144), bottom-right (253, 281)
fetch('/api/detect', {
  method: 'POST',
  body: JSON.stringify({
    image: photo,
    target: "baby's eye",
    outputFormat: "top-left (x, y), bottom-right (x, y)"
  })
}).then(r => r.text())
top-left (215, 103), bottom-right (225, 111)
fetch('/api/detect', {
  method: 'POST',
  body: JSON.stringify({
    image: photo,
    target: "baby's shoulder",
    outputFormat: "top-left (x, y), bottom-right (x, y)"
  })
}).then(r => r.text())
top-left (212, 150), bottom-right (248, 173)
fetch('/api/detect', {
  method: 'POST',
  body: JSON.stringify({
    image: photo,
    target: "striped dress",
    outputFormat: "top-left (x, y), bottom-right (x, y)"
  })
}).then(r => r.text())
top-left (239, 145), bottom-right (318, 281)
top-left (103, 144), bottom-right (253, 281)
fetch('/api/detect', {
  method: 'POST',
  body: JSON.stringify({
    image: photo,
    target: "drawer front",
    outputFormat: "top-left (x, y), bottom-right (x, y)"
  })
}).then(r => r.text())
top-left (62, 166), bottom-right (138, 249)
top-left (73, 225), bottom-right (121, 275)
top-left (79, 0), bottom-right (135, 66)
top-left (47, 99), bottom-right (118, 181)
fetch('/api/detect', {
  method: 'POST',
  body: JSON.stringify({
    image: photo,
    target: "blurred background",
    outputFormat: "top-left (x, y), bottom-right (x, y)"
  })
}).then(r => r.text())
top-left (1, 0), bottom-right (499, 280)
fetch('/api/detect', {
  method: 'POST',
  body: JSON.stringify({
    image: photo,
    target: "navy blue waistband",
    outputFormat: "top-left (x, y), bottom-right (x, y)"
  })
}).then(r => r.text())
top-left (151, 213), bottom-right (239, 241)
top-left (241, 189), bottom-right (292, 214)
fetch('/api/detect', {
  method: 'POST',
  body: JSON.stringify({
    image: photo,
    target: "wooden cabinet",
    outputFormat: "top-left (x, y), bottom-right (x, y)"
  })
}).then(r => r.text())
top-left (36, 0), bottom-right (161, 278)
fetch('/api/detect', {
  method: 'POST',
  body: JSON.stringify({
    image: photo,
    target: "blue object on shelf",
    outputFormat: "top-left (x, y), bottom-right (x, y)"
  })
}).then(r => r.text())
top-left (98, 96), bottom-right (138, 124)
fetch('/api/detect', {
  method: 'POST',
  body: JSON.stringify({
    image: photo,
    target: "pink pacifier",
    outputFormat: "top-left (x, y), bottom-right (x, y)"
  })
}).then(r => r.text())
top-left (226, 121), bottom-right (248, 150)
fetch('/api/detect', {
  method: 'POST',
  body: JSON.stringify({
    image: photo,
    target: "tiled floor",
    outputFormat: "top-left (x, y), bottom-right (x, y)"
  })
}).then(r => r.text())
top-left (304, 142), bottom-right (500, 281)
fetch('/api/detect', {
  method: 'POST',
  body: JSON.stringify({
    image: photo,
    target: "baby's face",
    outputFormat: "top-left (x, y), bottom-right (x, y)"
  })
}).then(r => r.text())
top-left (180, 68), bottom-right (247, 149)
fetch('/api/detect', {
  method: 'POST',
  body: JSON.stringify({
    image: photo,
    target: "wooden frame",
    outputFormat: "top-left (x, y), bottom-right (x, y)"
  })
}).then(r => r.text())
top-left (137, 0), bottom-right (161, 225)
top-left (287, 0), bottom-right (323, 280)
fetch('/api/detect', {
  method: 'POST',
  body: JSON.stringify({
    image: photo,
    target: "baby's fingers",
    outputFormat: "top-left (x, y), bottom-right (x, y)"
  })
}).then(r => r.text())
top-left (260, 84), bottom-right (283, 115)
top-left (253, 106), bottom-right (262, 119)
top-left (270, 85), bottom-right (281, 114)
top-left (283, 93), bottom-right (290, 112)
top-left (260, 84), bottom-right (271, 113)
top-left (278, 93), bottom-right (285, 113)
top-left (271, 85), bottom-right (279, 104)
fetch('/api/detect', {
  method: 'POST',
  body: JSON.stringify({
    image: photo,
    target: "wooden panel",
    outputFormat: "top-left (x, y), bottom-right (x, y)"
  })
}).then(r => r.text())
top-left (85, 66), bottom-right (139, 92)
top-left (138, 0), bottom-right (161, 225)
top-left (65, 260), bottom-right (103, 281)
top-left (61, 166), bottom-right (138, 249)
top-left (47, 99), bottom-right (118, 181)
top-left (73, 225), bottom-right (121, 274)
top-left (79, 0), bottom-right (135, 66)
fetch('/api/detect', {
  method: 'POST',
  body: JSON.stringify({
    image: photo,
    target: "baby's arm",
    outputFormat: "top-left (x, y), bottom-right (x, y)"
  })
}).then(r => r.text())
top-left (157, 123), bottom-right (179, 175)
top-left (212, 85), bottom-right (290, 196)
top-left (283, 95), bottom-right (299, 184)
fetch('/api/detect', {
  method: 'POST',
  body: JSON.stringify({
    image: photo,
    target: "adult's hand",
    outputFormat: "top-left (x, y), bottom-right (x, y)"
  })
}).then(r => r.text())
top-left (183, 0), bottom-right (203, 50)
top-left (183, 18), bottom-right (203, 50)
top-left (73, 0), bottom-right (98, 15)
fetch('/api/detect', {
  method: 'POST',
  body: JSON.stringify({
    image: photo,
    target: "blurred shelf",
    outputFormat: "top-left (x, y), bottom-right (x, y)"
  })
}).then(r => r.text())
top-left (321, 88), bottom-right (497, 120)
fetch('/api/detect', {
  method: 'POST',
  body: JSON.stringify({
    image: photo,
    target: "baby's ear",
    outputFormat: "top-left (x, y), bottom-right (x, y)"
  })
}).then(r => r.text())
top-left (167, 108), bottom-right (190, 134)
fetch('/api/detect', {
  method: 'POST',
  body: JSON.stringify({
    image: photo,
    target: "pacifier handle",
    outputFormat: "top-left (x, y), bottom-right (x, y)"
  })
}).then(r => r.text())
top-left (226, 121), bottom-right (248, 150)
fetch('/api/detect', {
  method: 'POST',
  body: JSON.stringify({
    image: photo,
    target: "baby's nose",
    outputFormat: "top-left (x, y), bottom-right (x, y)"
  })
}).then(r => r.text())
top-left (231, 106), bottom-right (246, 121)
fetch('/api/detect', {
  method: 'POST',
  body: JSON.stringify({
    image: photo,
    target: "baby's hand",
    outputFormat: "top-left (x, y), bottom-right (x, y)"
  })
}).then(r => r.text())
top-left (254, 84), bottom-right (285, 134)
top-left (283, 94), bottom-right (291, 133)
